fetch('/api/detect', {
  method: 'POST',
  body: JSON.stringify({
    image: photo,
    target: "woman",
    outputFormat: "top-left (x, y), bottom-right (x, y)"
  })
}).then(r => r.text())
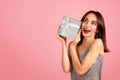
top-left (57, 10), bottom-right (110, 80)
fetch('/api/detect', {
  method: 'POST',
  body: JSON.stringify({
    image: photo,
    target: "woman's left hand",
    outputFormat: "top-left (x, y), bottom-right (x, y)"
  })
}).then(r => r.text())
top-left (70, 29), bottom-right (81, 47)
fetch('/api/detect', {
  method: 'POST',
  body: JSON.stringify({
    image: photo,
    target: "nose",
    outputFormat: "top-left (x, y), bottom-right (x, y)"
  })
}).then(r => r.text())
top-left (86, 22), bottom-right (91, 27)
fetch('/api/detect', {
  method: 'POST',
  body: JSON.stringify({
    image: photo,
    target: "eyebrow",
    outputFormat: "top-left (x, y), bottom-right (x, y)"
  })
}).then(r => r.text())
top-left (92, 20), bottom-right (97, 23)
top-left (85, 17), bottom-right (97, 22)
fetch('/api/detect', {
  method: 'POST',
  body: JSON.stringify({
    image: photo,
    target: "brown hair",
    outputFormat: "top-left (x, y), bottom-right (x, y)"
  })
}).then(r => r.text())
top-left (77, 10), bottom-right (110, 52)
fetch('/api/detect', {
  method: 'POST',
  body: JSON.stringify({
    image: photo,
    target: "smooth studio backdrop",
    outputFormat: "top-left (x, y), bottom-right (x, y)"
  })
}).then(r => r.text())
top-left (0, 0), bottom-right (120, 80)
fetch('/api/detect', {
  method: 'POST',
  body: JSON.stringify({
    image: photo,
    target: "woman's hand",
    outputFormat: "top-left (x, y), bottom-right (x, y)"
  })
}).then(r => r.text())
top-left (57, 33), bottom-right (66, 44)
top-left (57, 26), bottom-right (67, 44)
top-left (70, 29), bottom-right (81, 47)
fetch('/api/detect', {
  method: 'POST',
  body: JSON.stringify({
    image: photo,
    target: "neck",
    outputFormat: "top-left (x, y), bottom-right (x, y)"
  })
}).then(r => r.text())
top-left (82, 36), bottom-right (95, 46)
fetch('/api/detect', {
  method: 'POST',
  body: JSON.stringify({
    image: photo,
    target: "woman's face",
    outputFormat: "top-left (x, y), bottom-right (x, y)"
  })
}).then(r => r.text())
top-left (81, 13), bottom-right (98, 38)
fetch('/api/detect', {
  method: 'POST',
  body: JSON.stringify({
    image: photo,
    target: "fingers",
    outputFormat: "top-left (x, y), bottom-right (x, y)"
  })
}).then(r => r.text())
top-left (73, 29), bottom-right (81, 43)
top-left (76, 29), bottom-right (81, 37)
top-left (56, 32), bottom-right (61, 39)
top-left (56, 29), bottom-right (66, 41)
top-left (56, 26), bottom-right (61, 38)
top-left (78, 29), bottom-right (81, 34)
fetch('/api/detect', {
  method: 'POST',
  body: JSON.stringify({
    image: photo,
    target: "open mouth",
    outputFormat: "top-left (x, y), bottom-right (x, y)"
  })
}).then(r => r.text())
top-left (83, 28), bottom-right (91, 34)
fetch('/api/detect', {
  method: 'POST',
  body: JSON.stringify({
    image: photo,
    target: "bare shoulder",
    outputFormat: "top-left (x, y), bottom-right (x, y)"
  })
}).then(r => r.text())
top-left (93, 38), bottom-right (103, 45)
top-left (91, 38), bottom-right (104, 55)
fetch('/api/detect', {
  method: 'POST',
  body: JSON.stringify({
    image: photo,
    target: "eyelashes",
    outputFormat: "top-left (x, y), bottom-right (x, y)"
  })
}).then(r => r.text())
top-left (83, 18), bottom-right (88, 23)
top-left (91, 21), bottom-right (97, 26)
top-left (83, 18), bottom-right (97, 26)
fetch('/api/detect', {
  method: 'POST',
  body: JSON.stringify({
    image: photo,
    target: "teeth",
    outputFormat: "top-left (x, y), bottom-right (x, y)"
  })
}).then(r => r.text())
top-left (84, 28), bottom-right (91, 32)
top-left (84, 29), bottom-right (90, 31)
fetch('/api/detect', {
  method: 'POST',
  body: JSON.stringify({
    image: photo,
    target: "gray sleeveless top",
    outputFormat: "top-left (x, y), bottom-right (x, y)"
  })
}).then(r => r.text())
top-left (70, 47), bottom-right (103, 80)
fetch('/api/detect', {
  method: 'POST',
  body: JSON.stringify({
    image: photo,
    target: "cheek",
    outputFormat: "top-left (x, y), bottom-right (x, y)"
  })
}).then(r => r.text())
top-left (81, 23), bottom-right (86, 29)
top-left (91, 29), bottom-right (97, 35)
top-left (92, 26), bottom-right (98, 31)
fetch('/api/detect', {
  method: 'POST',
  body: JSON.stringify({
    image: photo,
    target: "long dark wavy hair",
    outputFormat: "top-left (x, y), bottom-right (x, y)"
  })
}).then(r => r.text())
top-left (77, 10), bottom-right (110, 52)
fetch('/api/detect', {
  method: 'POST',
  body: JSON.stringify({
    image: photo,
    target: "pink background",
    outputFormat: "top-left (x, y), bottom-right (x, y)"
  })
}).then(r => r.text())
top-left (0, 0), bottom-right (120, 80)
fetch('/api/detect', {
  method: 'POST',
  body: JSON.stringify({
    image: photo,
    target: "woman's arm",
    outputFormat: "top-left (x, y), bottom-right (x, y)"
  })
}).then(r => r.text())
top-left (61, 42), bottom-right (71, 73)
top-left (69, 39), bottom-right (104, 76)
top-left (57, 33), bottom-right (71, 73)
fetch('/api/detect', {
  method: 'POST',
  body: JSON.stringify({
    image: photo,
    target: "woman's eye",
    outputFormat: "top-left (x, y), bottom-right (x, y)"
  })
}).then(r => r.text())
top-left (83, 19), bottom-right (88, 23)
top-left (92, 21), bottom-right (97, 26)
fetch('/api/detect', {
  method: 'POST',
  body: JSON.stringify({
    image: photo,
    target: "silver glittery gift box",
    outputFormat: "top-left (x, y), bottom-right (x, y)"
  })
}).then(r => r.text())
top-left (59, 16), bottom-right (82, 40)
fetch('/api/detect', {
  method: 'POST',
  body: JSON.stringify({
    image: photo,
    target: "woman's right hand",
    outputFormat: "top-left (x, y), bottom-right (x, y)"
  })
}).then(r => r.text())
top-left (57, 32), bottom-right (67, 44)
top-left (57, 26), bottom-right (67, 44)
